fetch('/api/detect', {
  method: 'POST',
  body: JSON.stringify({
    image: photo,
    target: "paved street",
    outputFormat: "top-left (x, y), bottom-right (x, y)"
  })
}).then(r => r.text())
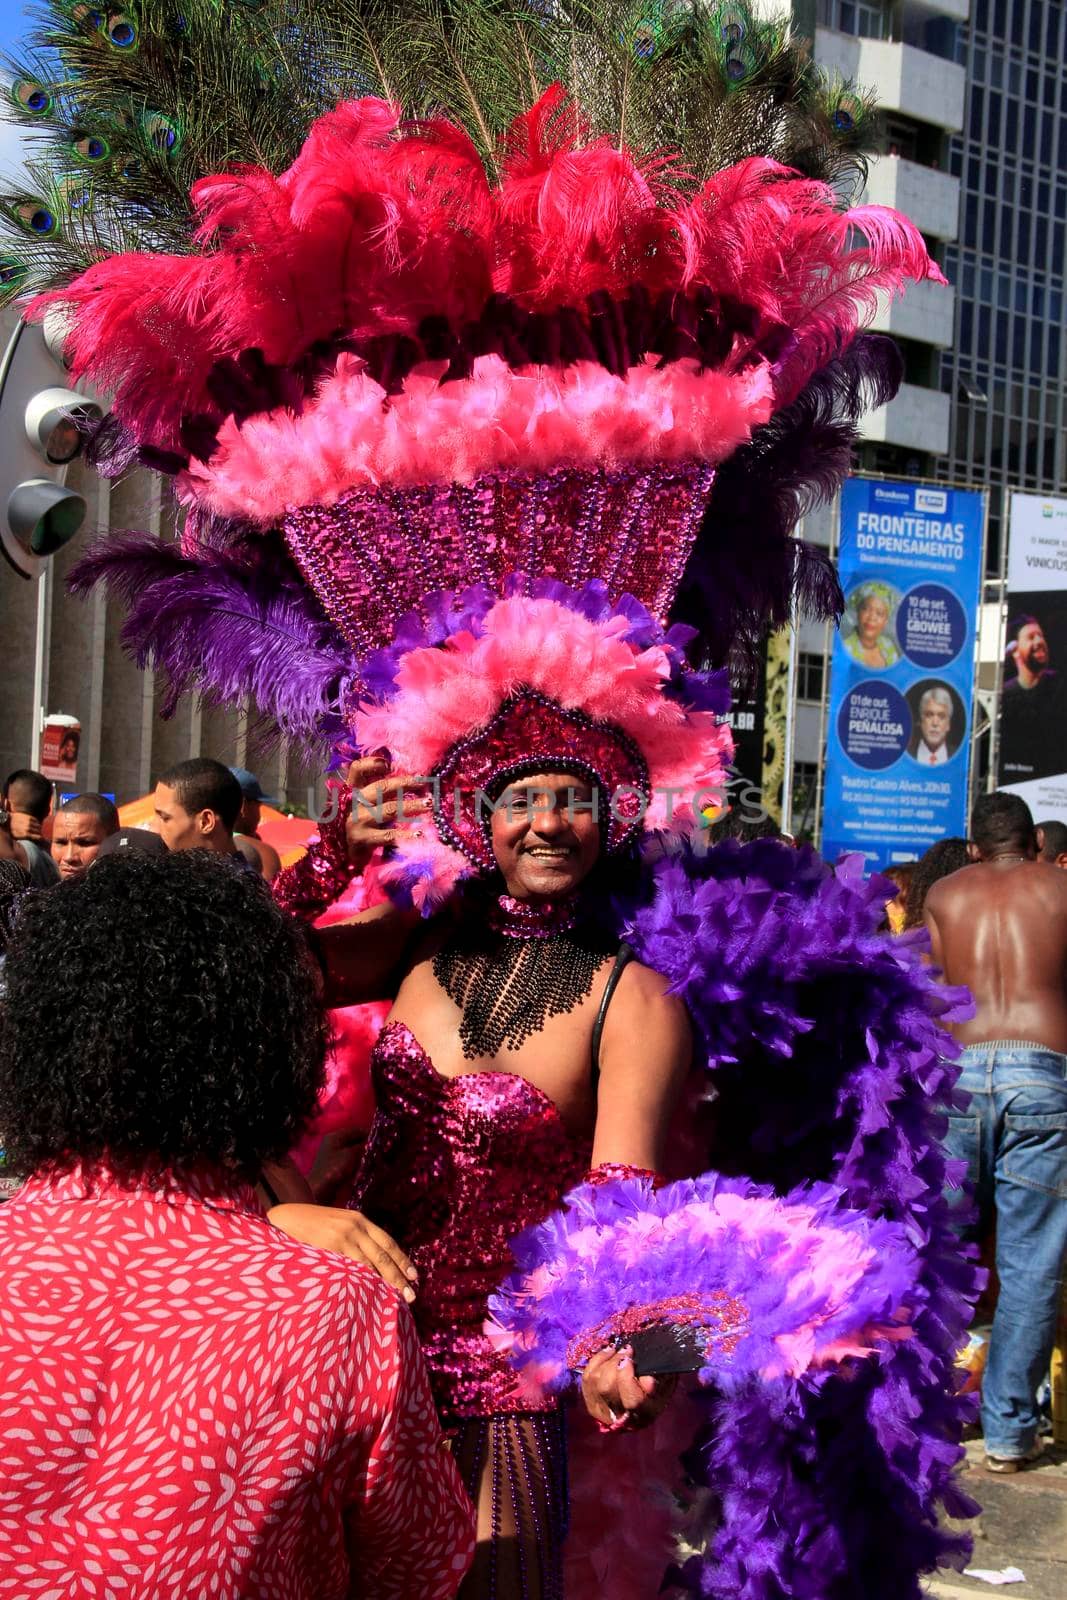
top-left (927, 1440), bottom-right (1067, 1600)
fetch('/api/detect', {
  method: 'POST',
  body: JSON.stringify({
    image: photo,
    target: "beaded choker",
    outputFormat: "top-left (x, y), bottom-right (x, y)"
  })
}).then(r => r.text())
top-left (487, 894), bottom-right (581, 940)
top-left (434, 894), bottom-right (613, 1059)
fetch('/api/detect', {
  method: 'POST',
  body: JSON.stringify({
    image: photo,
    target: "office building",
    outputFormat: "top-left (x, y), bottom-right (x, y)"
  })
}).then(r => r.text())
top-left (0, 306), bottom-right (321, 808)
top-left (788, 3), bottom-right (1067, 835)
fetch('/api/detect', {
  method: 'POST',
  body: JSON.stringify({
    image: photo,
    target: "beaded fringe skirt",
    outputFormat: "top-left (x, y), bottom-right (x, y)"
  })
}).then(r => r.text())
top-left (450, 1410), bottom-right (569, 1600)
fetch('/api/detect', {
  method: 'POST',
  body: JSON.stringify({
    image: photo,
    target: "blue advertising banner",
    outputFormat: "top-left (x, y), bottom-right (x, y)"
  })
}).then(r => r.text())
top-left (821, 478), bottom-right (985, 869)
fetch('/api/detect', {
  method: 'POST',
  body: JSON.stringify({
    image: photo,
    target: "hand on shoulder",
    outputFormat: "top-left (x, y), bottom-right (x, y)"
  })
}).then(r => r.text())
top-left (266, 1203), bottom-right (420, 1302)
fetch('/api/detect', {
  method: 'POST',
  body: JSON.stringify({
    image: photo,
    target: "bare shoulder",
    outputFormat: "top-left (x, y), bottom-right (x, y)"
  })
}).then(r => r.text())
top-left (593, 957), bottom-right (692, 1167)
top-left (925, 863), bottom-right (979, 915)
top-left (608, 959), bottom-right (690, 1047)
top-left (235, 835), bottom-right (261, 870)
top-left (1030, 858), bottom-right (1067, 905)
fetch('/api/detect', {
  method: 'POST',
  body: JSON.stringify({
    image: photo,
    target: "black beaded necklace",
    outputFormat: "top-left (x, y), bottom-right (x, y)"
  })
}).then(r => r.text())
top-left (433, 893), bottom-right (614, 1059)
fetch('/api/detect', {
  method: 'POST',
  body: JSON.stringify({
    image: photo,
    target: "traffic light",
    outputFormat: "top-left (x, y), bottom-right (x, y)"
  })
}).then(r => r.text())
top-left (0, 312), bottom-right (102, 579)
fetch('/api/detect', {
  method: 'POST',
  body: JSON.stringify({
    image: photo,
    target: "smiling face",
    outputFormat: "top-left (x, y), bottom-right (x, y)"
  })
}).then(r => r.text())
top-left (1017, 620), bottom-right (1049, 674)
top-left (857, 594), bottom-right (890, 646)
top-left (488, 772), bottom-right (603, 900)
top-left (920, 696), bottom-right (951, 751)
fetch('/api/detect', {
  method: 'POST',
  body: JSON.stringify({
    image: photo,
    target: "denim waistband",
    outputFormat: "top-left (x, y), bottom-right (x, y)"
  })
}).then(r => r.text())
top-left (961, 1038), bottom-right (1067, 1057)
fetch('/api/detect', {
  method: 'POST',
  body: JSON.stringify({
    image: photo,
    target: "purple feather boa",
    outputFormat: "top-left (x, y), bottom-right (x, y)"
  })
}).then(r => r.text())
top-left (605, 839), bottom-right (983, 1597)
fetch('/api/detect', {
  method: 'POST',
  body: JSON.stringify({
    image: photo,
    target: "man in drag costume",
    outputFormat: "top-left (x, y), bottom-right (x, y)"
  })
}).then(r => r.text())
top-left (3, 3), bottom-right (983, 1596)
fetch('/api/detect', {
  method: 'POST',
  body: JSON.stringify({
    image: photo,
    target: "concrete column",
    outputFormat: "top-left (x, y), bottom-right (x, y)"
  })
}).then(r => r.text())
top-left (83, 474), bottom-right (111, 792)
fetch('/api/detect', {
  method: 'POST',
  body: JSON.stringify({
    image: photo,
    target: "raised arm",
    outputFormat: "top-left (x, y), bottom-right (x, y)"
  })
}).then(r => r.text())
top-left (310, 901), bottom-right (420, 1007)
top-left (282, 758), bottom-right (430, 1005)
top-left (0, 817), bottom-right (20, 866)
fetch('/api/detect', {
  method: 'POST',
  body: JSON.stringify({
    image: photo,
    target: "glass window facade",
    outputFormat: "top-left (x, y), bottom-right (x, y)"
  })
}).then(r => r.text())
top-left (818, 0), bottom-right (958, 57)
top-left (937, 0), bottom-right (1067, 574)
top-left (818, 1), bottom-right (887, 36)
top-left (797, 651), bottom-right (827, 704)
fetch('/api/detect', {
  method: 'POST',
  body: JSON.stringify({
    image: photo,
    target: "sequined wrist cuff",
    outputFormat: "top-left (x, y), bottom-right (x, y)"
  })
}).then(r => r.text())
top-left (584, 1163), bottom-right (665, 1189)
top-left (272, 783), bottom-right (356, 921)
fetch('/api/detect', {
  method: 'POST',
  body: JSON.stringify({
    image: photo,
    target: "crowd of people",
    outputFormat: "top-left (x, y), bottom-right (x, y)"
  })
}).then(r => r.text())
top-left (0, 757), bottom-right (282, 905)
top-left (1, 746), bottom-right (1064, 1598)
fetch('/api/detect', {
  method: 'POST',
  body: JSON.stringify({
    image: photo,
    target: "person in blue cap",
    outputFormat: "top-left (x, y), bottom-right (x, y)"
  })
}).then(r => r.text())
top-left (230, 767), bottom-right (282, 882)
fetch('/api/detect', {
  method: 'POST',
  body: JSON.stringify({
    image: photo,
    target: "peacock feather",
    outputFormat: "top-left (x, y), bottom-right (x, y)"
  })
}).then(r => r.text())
top-left (1, 0), bottom-right (880, 302)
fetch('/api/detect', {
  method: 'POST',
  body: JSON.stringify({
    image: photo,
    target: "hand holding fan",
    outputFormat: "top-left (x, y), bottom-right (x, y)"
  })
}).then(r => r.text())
top-left (487, 1173), bottom-right (918, 1390)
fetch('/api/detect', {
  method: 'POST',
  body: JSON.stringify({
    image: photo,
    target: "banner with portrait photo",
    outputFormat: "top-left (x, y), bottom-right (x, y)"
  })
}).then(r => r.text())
top-left (997, 493), bottom-right (1067, 822)
top-left (822, 478), bottom-right (985, 869)
top-left (38, 715), bottom-right (81, 785)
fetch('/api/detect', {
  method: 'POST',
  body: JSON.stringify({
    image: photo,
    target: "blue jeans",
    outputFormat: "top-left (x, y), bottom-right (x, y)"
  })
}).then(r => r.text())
top-left (945, 1042), bottom-right (1067, 1458)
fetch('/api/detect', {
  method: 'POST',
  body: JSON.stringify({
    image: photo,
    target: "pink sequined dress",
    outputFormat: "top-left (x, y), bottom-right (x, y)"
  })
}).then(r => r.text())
top-left (347, 910), bottom-right (644, 1600)
top-left (350, 1019), bottom-right (591, 1427)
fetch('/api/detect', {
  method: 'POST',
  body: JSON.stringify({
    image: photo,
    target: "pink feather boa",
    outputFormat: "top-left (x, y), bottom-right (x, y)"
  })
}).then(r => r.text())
top-left (181, 354), bottom-right (774, 524)
top-left (564, 1397), bottom-right (706, 1600)
top-left (289, 867), bottom-right (388, 1175)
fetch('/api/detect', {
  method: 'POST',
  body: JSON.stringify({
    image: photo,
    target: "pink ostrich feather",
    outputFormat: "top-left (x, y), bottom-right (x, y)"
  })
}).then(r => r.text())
top-left (354, 595), bottom-right (733, 831)
top-left (374, 825), bottom-right (473, 912)
top-left (30, 89), bottom-right (941, 470)
top-left (181, 354), bottom-right (775, 525)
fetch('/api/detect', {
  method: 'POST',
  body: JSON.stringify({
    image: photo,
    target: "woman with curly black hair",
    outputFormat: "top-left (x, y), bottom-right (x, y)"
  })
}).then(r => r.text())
top-left (0, 849), bottom-right (327, 1177)
top-left (0, 851), bottom-right (473, 1600)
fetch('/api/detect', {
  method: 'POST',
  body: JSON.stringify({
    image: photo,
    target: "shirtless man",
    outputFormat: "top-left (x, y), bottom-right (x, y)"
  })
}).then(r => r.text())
top-left (925, 790), bottom-right (1067, 1472)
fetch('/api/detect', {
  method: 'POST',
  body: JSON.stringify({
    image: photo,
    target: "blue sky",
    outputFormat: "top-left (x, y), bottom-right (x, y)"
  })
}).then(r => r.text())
top-left (0, 4), bottom-right (39, 181)
top-left (0, 3), bottom-right (28, 57)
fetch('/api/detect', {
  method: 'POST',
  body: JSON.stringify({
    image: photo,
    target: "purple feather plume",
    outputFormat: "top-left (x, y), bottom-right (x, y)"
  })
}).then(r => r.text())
top-left (68, 532), bottom-right (357, 745)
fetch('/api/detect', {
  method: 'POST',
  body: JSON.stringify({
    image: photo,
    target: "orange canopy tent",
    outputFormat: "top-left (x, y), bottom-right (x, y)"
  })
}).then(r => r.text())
top-left (118, 796), bottom-right (312, 869)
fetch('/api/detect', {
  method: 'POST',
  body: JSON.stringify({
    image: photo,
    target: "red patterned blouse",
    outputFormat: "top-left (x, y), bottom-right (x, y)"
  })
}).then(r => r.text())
top-left (0, 1164), bottom-right (474, 1599)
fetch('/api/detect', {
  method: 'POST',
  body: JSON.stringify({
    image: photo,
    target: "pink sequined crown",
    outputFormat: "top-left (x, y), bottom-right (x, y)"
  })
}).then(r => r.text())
top-left (431, 694), bottom-right (650, 872)
top-left (355, 592), bottom-right (734, 908)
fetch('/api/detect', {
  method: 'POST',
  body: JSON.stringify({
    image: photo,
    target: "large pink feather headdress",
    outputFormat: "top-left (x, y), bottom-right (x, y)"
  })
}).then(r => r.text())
top-left (35, 87), bottom-right (943, 904)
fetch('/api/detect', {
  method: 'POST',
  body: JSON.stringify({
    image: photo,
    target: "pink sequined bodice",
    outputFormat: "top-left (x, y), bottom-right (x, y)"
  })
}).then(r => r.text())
top-left (350, 1020), bottom-right (591, 1424)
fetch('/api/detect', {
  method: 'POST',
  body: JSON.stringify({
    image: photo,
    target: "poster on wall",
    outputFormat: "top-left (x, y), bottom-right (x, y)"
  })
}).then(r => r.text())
top-left (721, 651), bottom-right (767, 824)
top-left (997, 493), bottom-right (1067, 822)
top-left (38, 714), bottom-right (80, 785)
top-left (821, 478), bottom-right (985, 869)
